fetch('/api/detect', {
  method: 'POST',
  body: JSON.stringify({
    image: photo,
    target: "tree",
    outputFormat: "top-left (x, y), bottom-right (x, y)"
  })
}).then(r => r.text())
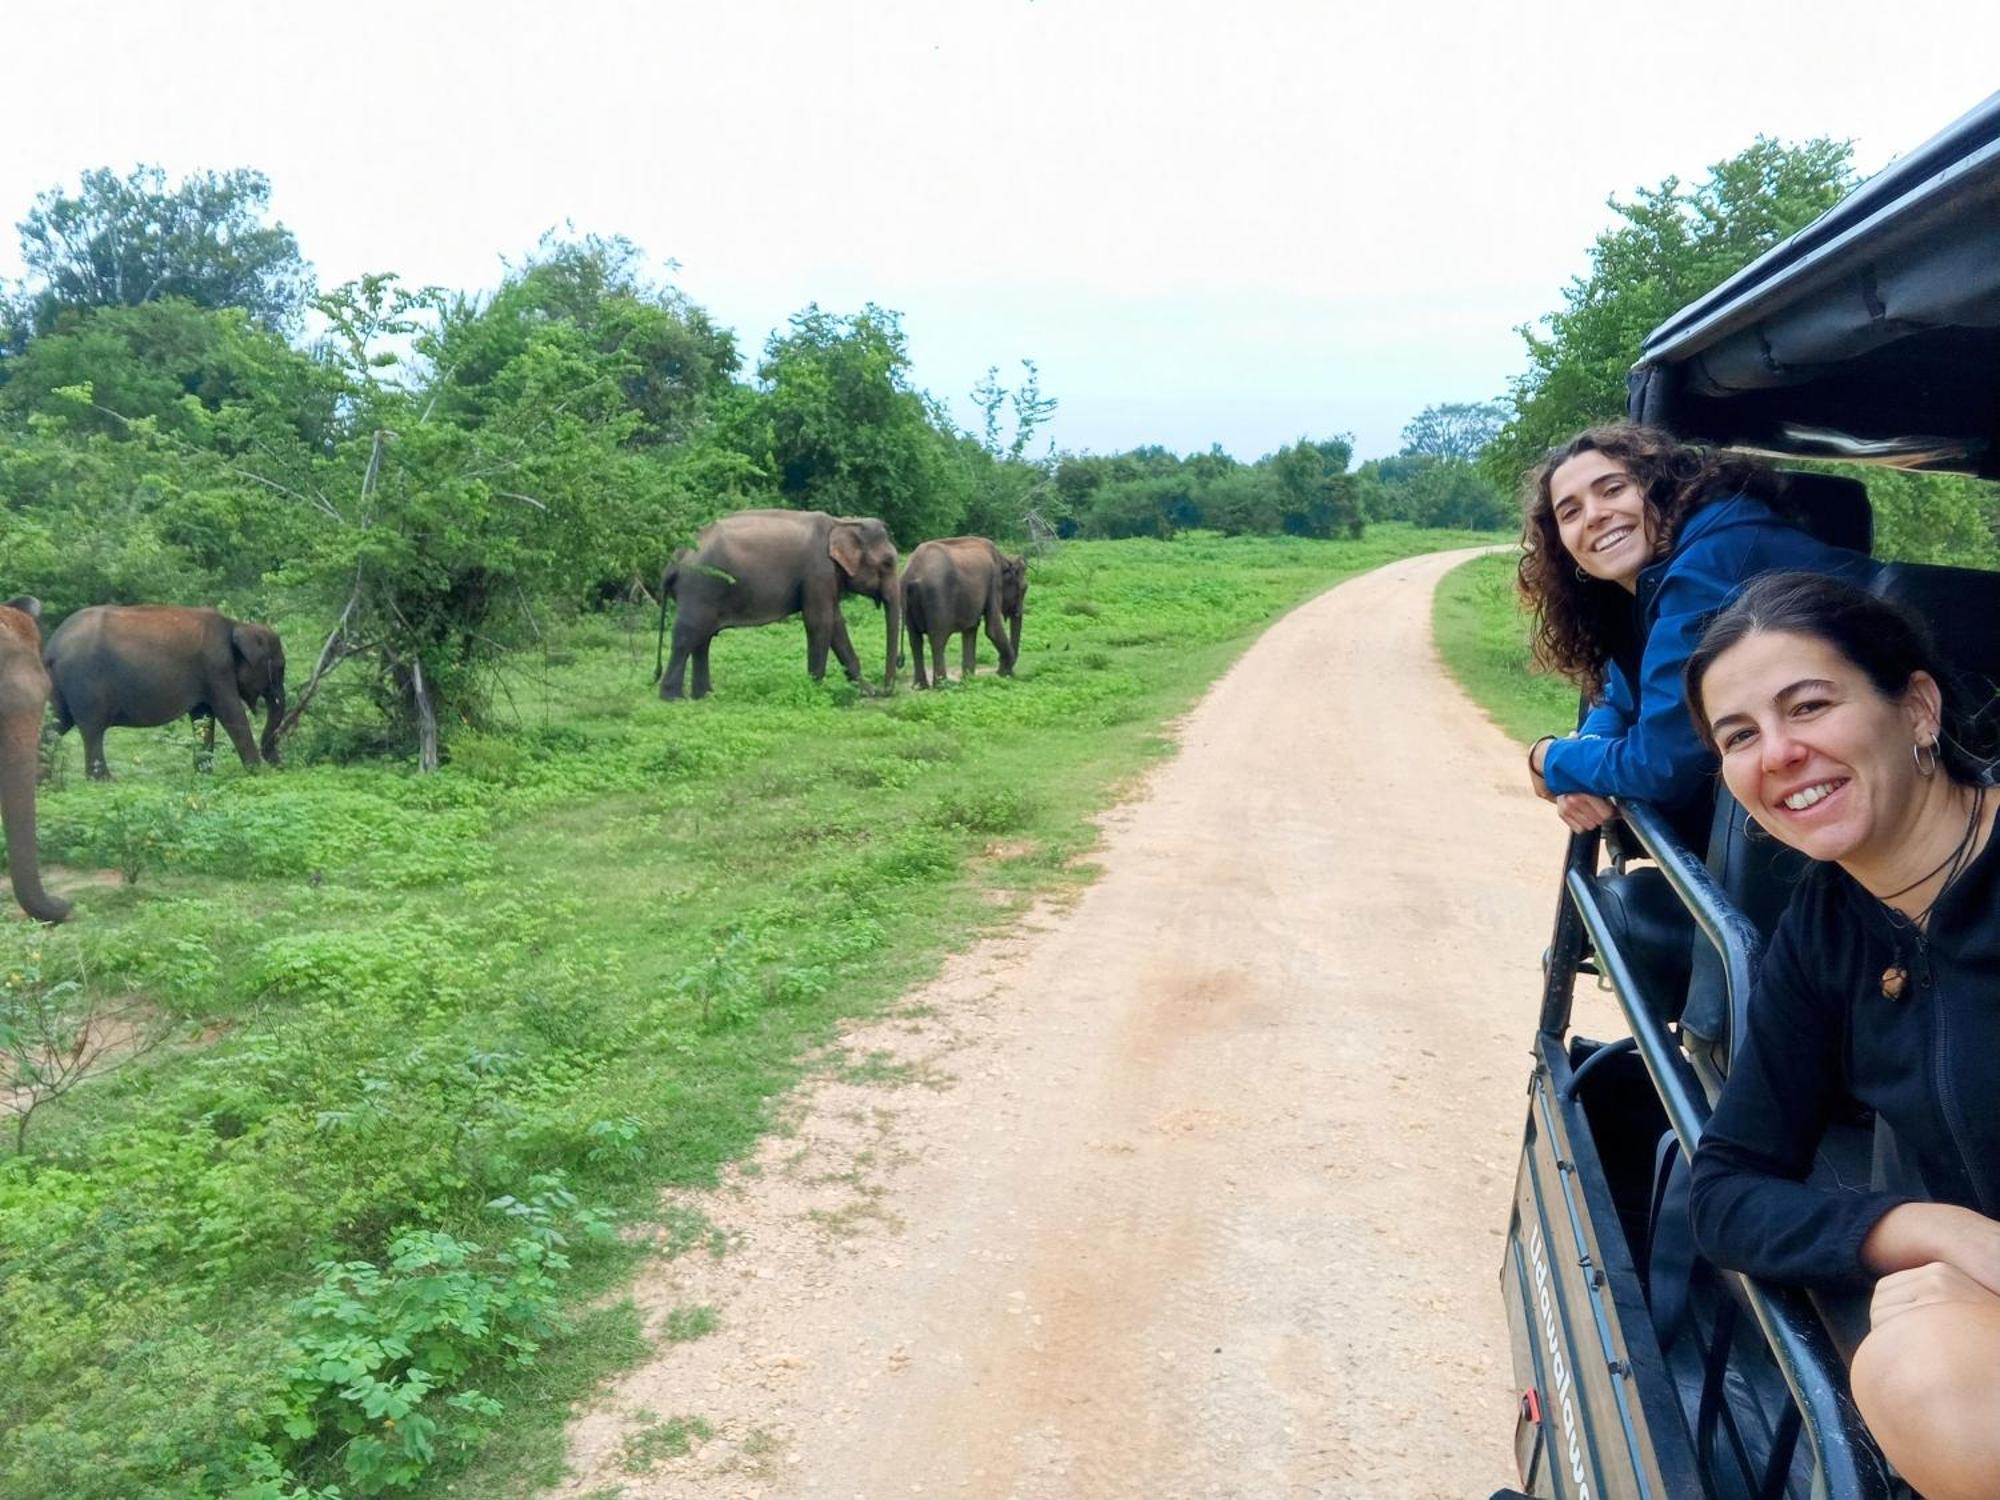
top-left (290, 272), bottom-right (715, 765)
top-left (749, 304), bottom-right (967, 546)
top-left (448, 232), bottom-right (739, 449)
top-left (9, 166), bottom-right (315, 339)
top-left (1267, 437), bottom-right (1362, 538)
top-left (1401, 401), bottom-right (1506, 463)
top-left (961, 359), bottom-right (1060, 539)
top-left (1485, 137), bottom-right (1856, 487)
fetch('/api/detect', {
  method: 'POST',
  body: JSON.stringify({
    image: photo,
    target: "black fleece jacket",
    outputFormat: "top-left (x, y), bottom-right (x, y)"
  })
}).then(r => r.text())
top-left (1689, 827), bottom-right (2000, 1291)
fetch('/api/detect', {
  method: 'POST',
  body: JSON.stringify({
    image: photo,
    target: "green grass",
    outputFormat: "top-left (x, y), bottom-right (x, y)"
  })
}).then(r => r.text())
top-left (1430, 548), bottom-right (1582, 744)
top-left (0, 526), bottom-right (1488, 1499)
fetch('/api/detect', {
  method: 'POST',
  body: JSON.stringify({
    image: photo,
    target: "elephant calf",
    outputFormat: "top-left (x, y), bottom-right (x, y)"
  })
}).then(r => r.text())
top-left (655, 509), bottom-right (902, 700)
top-left (0, 597), bottom-right (69, 922)
top-left (902, 537), bottom-right (1027, 689)
top-left (45, 605), bottom-right (287, 780)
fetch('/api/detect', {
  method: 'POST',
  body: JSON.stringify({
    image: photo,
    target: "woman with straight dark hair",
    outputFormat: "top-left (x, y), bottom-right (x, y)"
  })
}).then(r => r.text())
top-left (1518, 424), bottom-right (1872, 837)
top-left (1685, 571), bottom-right (2000, 1500)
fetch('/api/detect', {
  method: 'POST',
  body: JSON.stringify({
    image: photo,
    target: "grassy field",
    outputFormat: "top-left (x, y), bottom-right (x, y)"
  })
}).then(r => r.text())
top-left (0, 526), bottom-right (1490, 1500)
top-left (1430, 549), bottom-right (1580, 745)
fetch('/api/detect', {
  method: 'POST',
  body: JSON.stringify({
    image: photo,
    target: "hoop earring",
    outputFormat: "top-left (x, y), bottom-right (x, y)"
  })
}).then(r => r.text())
top-left (1744, 816), bottom-right (1771, 843)
top-left (1574, 564), bottom-right (1589, 582)
top-left (1914, 738), bottom-right (1939, 778)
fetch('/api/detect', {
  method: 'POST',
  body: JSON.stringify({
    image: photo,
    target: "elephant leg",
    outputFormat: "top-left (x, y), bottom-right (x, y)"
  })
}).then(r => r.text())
top-left (82, 724), bottom-right (111, 781)
top-left (909, 618), bottom-right (929, 689)
top-left (961, 628), bottom-right (978, 680)
top-left (828, 612), bottom-right (865, 684)
top-left (985, 598), bottom-right (1014, 675)
top-left (691, 639), bottom-right (712, 700)
top-left (195, 715), bottom-right (217, 775)
top-left (929, 629), bottom-right (948, 686)
top-left (214, 696), bottom-right (260, 771)
top-left (661, 618), bottom-right (699, 700)
top-left (805, 616), bottom-right (833, 682)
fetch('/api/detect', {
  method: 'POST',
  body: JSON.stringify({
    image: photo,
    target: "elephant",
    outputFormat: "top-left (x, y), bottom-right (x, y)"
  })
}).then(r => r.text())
top-left (0, 598), bottom-right (70, 923)
top-left (901, 537), bottom-right (1027, 689)
top-left (655, 509), bottom-right (902, 701)
top-left (44, 605), bottom-right (287, 780)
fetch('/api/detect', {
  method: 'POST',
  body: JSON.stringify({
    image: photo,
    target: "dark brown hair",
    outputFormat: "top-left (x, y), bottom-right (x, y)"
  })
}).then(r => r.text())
top-left (1685, 571), bottom-right (1988, 785)
top-left (1517, 423), bottom-right (1780, 693)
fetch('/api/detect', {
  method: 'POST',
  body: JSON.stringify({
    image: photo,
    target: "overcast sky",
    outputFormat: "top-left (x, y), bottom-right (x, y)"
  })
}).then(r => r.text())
top-left (4, 0), bottom-right (1995, 461)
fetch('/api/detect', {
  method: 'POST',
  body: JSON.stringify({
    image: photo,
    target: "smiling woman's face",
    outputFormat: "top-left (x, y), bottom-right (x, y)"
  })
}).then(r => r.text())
top-left (1699, 628), bottom-right (1939, 868)
top-left (1549, 451), bottom-right (1655, 590)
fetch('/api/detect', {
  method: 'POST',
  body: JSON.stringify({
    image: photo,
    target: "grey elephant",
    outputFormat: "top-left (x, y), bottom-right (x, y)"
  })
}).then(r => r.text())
top-left (45, 605), bottom-right (287, 780)
top-left (901, 537), bottom-right (1027, 689)
top-left (654, 509), bottom-right (902, 700)
top-left (0, 598), bottom-right (69, 922)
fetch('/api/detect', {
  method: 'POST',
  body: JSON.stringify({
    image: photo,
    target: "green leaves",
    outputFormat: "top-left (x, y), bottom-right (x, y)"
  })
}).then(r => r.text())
top-left (755, 303), bottom-right (970, 546)
top-left (253, 1186), bottom-right (598, 1495)
top-left (1486, 136), bottom-right (1857, 484)
top-left (12, 165), bottom-right (313, 337)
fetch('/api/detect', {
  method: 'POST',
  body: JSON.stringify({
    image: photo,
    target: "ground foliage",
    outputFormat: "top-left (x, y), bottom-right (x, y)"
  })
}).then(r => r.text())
top-left (0, 528), bottom-right (1481, 1499)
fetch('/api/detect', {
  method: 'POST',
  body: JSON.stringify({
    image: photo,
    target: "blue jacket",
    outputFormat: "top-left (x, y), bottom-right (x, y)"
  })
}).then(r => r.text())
top-left (1540, 496), bottom-right (1875, 809)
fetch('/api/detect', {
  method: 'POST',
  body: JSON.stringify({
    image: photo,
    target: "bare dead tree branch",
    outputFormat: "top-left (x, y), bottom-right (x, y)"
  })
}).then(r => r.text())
top-left (411, 656), bottom-right (439, 773)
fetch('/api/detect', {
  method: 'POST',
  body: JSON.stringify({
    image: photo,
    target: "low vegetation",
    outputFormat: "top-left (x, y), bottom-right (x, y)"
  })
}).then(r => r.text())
top-left (1430, 550), bottom-right (1578, 745)
top-left (0, 528), bottom-right (1482, 1499)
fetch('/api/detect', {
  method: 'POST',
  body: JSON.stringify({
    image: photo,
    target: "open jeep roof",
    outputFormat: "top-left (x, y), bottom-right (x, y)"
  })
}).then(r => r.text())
top-left (1628, 90), bottom-right (2000, 478)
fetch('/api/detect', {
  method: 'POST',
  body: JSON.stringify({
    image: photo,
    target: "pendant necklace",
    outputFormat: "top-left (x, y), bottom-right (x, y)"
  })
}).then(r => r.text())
top-left (1879, 783), bottom-right (1986, 1001)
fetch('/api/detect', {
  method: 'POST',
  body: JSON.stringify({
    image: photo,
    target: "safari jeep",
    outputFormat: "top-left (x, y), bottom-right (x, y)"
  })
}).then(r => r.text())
top-left (1494, 89), bottom-right (2000, 1500)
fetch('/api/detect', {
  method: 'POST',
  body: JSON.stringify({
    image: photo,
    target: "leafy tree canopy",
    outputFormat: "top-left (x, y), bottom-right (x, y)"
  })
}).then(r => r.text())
top-left (1484, 137), bottom-right (1856, 487)
top-left (1401, 401), bottom-right (1506, 464)
top-left (8, 165), bottom-right (315, 340)
top-left (440, 231), bottom-right (740, 448)
top-left (750, 303), bottom-right (968, 547)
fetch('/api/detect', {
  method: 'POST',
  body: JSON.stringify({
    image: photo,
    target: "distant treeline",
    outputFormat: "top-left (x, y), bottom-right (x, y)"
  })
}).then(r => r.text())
top-left (1047, 404), bottom-right (1512, 541)
top-left (0, 168), bottom-right (1512, 767)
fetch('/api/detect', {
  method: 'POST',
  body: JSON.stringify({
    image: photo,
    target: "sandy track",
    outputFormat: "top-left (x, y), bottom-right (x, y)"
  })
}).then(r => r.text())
top-left (556, 547), bottom-right (1569, 1499)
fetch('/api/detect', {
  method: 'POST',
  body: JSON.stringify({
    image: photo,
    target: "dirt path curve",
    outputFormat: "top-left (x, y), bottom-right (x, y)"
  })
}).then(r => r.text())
top-left (557, 546), bottom-right (1570, 1499)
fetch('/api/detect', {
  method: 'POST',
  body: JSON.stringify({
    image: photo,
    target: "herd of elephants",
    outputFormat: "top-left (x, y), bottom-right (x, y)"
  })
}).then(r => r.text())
top-left (0, 507), bottom-right (1030, 926)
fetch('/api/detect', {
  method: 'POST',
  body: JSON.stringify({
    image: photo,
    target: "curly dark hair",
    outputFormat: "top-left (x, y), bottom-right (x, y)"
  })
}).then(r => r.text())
top-left (1517, 423), bottom-right (1780, 693)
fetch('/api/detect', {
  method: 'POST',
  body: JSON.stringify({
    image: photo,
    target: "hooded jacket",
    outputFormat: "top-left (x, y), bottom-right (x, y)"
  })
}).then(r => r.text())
top-left (1689, 827), bottom-right (2000, 1288)
top-left (1540, 496), bottom-right (1876, 811)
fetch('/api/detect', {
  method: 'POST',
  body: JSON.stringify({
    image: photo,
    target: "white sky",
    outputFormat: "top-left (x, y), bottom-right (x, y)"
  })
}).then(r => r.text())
top-left (5, 0), bottom-right (1995, 461)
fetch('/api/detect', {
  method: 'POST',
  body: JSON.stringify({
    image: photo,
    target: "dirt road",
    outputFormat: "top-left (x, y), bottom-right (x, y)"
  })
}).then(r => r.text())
top-left (557, 547), bottom-right (1571, 1499)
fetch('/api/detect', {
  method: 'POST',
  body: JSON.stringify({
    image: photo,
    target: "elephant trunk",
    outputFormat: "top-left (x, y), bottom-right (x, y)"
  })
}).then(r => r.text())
top-left (1007, 606), bottom-right (1022, 665)
top-left (1, 705), bottom-right (69, 924)
top-left (262, 677), bottom-right (287, 764)
top-left (883, 586), bottom-right (902, 694)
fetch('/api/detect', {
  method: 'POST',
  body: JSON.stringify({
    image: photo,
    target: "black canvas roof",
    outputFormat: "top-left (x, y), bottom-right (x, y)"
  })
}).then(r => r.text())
top-left (1628, 91), bottom-right (2000, 478)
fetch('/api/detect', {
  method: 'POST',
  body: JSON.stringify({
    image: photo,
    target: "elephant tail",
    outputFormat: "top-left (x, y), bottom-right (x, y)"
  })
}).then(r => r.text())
top-left (653, 562), bottom-right (680, 683)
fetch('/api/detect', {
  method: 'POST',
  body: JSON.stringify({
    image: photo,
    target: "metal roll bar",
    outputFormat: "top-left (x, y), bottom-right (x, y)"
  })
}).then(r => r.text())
top-left (1549, 800), bottom-right (1896, 1500)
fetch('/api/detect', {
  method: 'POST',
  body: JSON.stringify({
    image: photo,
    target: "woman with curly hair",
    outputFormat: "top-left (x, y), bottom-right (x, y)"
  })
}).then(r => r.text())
top-left (1519, 423), bottom-right (1873, 837)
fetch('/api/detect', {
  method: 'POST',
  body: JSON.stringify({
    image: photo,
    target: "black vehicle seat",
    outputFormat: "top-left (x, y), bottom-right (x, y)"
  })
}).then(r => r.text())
top-left (1872, 561), bottom-right (2000, 752)
top-left (1773, 470), bottom-right (1873, 555)
top-left (1677, 796), bottom-right (1812, 1090)
top-left (1589, 864), bottom-right (1697, 1030)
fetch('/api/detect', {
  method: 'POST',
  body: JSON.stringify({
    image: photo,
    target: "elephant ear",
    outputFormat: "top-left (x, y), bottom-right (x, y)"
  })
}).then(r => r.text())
top-left (230, 622), bottom-right (268, 673)
top-left (828, 522), bottom-right (866, 580)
